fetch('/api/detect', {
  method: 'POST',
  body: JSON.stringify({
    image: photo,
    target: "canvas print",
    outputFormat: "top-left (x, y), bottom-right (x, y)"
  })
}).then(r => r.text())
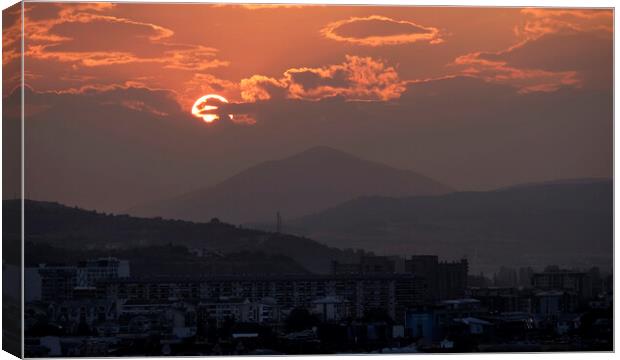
top-left (2, 2), bottom-right (613, 357)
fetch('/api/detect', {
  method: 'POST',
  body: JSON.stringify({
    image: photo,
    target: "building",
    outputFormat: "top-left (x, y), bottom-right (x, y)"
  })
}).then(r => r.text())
top-left (46, 299), bottom-right (118, 333)
top-left (531, 270), bottom-right (593, 302)
top-left (197, 297), bottom-right (280, 326)
top-left (332, 255), bottom-right (396, 275)
top-left (76, 258), bottom-right (130, 287)
top-left (99, 273), bottom-right (427, 323)
top-left (532, 290), bottom-right (579, 315)
top-left (38, 266), bottom-right (78, 302)
top-left (405, 256), bottom-right (468, 301)
top-left (311, 296), bottom-right (350, 322)
top-left (405, 299), bottom-right (483, 343)
top-left (118, 299), bottom-right (197, 340)
top-left (467, 287), bottom-right (533, 314)
top-left (30, 259), bottom-right (131, 304)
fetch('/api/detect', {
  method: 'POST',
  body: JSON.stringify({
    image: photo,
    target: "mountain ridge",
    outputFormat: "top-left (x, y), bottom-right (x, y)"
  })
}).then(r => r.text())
top-left (284, 179), bottom-right (612, 273)
top-left (9, 199), bottom-right (362, 274)
top-left (128, 146), bottom-right (453, 224)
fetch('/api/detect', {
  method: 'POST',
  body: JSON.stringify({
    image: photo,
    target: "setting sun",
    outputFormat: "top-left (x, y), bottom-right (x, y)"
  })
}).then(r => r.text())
top-left (191, 94), bottom-right (232, 123)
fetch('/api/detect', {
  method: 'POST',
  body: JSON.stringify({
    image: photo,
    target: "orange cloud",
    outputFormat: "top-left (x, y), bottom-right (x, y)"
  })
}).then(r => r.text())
top-left (18, 4), bottom-right (228, 72)
top-left (450, 8), bottom-right (611, 94)
top-left (2, 6), bottom-right (22, 66)
top-left (454, 53), bottom-right (580, 94)
top-left (240, 55), bottom-right (406, 102)
top-left (321, 15), bottom-right (443, 46)
top-left (179, 73), bottom-right (239, 110)
top-left (228, 4), bottom-right (308, 10)
top-left (3, 3), bottom-right (22, 97)
top-left (516, 8), bottom-right (612, 40)
top-left (240, 75), bottom-right (288, 102)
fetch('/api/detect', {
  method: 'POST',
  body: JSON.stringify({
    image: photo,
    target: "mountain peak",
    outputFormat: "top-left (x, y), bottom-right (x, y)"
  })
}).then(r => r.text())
top-left (130, 147), bottom-right (452, 224)
top-left (289, 146), bottom-right (355, 160)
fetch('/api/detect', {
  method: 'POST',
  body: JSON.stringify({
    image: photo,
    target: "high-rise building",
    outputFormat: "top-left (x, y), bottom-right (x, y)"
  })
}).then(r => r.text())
top-left (405, 256), bottom-right (468, 301)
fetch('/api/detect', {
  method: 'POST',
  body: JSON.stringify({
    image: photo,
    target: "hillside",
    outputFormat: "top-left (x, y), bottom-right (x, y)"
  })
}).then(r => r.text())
top-left (286, 179), bottom-right (613, 273)
top-left (10, 200), bottom-right (362, 274)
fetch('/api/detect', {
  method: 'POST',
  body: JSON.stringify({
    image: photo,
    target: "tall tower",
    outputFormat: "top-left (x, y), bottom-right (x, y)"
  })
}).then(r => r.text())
top-left (276, 211), bottom-right (282, 233)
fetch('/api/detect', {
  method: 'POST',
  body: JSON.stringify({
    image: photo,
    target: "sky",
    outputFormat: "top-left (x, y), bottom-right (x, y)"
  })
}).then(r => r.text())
top-left (2, 3), bottom-right (613, 212)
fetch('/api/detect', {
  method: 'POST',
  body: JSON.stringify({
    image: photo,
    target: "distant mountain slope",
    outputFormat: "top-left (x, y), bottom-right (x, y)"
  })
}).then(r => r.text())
top-left (286, 180), bottom-right (613, 273)
top-left (11, 200), bottom-right (362, 274)
top-left (128, 146), bottom-right (452, 224)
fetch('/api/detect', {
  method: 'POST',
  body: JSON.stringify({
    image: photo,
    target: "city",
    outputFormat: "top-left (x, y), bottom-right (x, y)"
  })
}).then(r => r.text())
top-left (22, 252), bottom-right (613, 356)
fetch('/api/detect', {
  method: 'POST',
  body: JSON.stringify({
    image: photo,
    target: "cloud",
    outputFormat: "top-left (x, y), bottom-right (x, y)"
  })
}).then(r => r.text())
top-left (230, 4), bottom-right (308, 9)
top-left (2, 5), bottom-right (23, 66)
top-left (30, 82), bottom-right (182, 119)
top-left (454, 52), bottom-right (580, 94)
top-left (517, 8), bottom-right (612, 40)
top-left (451, 9), bottom-right (611, 93)
top-left (240, 55), bottom-right (406, 102)
top-left (321, 15), bottom-right (443, 46)
top-left (17, 3), bottom-right (228, 72)
top-left (2, 3), bottom-right (22, 97)
top-left (239, 75), bottom-right (288, 102)
top-left (182, 73), bottom-right (238, 104)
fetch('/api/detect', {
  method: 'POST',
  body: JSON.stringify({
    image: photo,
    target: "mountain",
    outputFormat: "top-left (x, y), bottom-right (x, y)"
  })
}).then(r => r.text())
top-left (285, 179), bottom-right (613, 273)
top-left (128, 146), bottom-right (452, 224)
top-left (10, 199), bottom-right (363, 274)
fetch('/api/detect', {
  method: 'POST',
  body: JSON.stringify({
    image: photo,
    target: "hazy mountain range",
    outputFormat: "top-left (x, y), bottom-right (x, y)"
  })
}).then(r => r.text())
top-left (129, 146), bottom-right (452, 224)
top-left (284, 179), bottom-right (613, 273)
top-left (12, 182), bottom-right (613, 274)
top-left (10, 146), bottom-right (612, 274)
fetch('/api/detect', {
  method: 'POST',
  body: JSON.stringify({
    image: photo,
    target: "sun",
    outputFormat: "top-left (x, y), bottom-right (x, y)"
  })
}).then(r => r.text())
top-left (191, 94), bottom-right (233, 123)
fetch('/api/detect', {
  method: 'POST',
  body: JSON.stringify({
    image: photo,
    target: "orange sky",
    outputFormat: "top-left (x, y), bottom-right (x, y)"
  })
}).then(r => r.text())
top-left (2, 3), bottom-right (614, 211)
top-left (8, 4), bottom-right (613, 113)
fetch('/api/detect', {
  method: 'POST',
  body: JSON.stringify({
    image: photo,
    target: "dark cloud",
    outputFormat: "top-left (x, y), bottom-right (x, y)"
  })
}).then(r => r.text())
top-left (477, 32), bottom-right (612, 90)
top-left (452, 9), bottom-right (612, 93)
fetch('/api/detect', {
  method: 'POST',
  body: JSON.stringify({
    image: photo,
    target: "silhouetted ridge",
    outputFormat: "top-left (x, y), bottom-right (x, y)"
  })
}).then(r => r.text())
top-left (11, 199), bottom-right (363, 274)
top-left (286, 180), bottom-right (612, 273)
top-left (129, 146), bottom-right (452, 224)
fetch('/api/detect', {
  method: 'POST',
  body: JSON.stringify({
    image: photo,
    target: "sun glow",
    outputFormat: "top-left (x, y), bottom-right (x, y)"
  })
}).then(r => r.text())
top-left (191, 94), bottom-right (233, 123)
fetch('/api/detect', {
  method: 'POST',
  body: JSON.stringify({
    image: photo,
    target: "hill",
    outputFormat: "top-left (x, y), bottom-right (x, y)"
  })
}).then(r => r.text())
top-left (286, 179), bottom-right (613, 273)
top-left (128, 146), bottom-right (452, 224)
top-left (9, 200), bottom-right (363, 274)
